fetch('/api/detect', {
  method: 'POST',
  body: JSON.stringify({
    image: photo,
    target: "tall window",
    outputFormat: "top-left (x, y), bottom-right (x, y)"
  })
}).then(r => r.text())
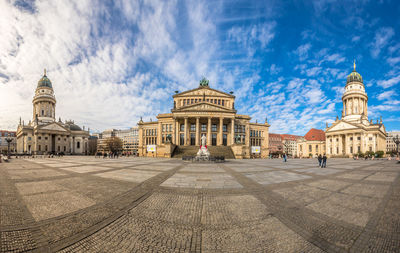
top-left (77, 142), bottom-right (80, 149)
top-left (201, 124), bottom-right (207, 132)
top-left (190, 124), bottom-right (195, 132)
top-left (180, 124), bottom-right (184, 132)
top-left (309, 145), bottom-right (312, 152)
top-left (212, 124), bottom-right (217, 132)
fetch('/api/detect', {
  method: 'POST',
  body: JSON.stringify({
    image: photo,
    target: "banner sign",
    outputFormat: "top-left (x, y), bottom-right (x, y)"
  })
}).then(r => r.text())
top-left (251, 146), bottom-right (261, 154)
top-left (147, 145), bottom-right (156, 152)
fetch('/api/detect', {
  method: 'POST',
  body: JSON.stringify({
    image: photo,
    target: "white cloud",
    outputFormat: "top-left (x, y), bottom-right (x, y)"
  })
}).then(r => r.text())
top-left (293, 43), bottom-right (311, 61)
top-left (377, 90), bottom-right (396, 101)
top-left (352, 36), bottom-right (360, 42)
top-left (227, 22), bottom-right (276, 56)
top-left (377, 75), bottom-right (400, 89)
top-left (370, 27), bottom-right (395, 58)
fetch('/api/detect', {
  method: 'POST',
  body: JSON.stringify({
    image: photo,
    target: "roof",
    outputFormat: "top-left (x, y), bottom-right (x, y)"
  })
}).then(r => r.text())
top-left (37, 70), bottom-right (53, 89)
top-left (280, 134), bottom-right (303, 141)
top-left (304, 128), bottom-right (325, 141)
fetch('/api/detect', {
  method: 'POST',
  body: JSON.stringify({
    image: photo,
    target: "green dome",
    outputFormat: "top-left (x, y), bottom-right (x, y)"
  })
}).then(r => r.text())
top-left (346, 70), bottom-right (363, 84)
top-left (37, 75), bottom-right (52, 88)
top-left (37, 69), bottom-right (53, 88)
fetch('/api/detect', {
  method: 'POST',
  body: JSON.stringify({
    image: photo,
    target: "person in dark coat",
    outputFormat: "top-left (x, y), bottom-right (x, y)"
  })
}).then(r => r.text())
top-left (322, 154), bottom-right (327, 168)
top-left (318, 154), bottom-right (322, 167)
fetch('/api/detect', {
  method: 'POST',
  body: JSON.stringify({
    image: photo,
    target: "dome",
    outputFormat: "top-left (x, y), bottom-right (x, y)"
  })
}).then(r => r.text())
top-left (346, 70), bottom-right (363, 84)
top-left (69, 124), bottom-right (82, 131)
top-left (65, 121), bottom-right (82, 131)
top-left (37, 69), bottom-right (53, 88)
top-left (346, 61), bottom-right (363, 85)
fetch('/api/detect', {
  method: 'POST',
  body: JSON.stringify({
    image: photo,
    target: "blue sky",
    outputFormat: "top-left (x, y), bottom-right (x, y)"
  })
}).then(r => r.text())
top-left (0, 0), bottom-right (399, 135)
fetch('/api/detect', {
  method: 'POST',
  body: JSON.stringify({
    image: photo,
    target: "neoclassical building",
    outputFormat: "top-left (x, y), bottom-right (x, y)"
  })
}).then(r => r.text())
top-left (325, 63), bottom-right (387, 157)
top-left (138, 79), bottom-right (270, 158)
top-left (16, 70), bottom-right (89, 155)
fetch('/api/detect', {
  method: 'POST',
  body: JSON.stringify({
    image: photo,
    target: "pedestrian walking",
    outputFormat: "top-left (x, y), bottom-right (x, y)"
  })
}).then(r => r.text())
top-left (318, 154), bottom-right (322, 167)
top-left (283, 153), bottom-right (287, 162)
top-left (322, 154), bottom-right (327, 168)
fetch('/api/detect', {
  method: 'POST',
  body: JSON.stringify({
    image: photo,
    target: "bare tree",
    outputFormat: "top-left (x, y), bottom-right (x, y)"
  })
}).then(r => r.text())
top-left (105, 137), bottom-right (123, 153)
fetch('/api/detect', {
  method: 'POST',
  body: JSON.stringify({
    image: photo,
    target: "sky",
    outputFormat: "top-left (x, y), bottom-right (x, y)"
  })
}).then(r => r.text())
top-left (0, 0), bottom-right (399, 135)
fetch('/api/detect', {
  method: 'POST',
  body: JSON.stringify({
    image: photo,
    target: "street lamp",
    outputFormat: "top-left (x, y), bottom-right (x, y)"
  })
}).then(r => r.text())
top-left (393, 134), bottom-right (400, 160)
top-left (5, 137), bottom-right (13, 159)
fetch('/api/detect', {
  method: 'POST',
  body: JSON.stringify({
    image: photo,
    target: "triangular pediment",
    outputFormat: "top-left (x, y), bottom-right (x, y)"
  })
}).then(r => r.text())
top-left (327, 121), bottom-right (359, 132)
top-left (174, 86), bottom-right (234, 98)
top-left (39, 123), bottom-right (68, 132)
top-left (173, 102), bottom-right (235, 113)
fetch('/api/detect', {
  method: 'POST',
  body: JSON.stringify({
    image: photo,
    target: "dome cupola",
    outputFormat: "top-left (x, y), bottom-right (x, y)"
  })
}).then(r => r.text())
top-left (37, 69), bottom-right (53, 88)
top-left (346, 61), bottom-right (363, 85)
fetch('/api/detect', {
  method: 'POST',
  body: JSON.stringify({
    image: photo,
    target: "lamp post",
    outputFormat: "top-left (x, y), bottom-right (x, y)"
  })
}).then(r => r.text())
top-left (5, 137), bottom-right (13, 159)
top-left (393, 135), bottom-right (400, 160)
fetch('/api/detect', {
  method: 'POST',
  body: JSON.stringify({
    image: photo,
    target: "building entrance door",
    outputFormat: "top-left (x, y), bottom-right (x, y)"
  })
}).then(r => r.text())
top-left (190, 133), bottom-right (195, 145)
top-left (51, 134), bottom-right (56, 152)
top-left (223, 134), bottom-right (227, 146)
top-left (212, 134), bottom-right (217, 146)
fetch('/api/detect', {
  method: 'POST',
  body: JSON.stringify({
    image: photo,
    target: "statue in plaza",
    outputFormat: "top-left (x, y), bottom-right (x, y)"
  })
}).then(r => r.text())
top-left (196, 134), bottom-right (210, 159)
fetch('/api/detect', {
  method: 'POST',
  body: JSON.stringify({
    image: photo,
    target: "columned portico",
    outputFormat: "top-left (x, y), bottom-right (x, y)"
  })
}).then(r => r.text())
top-left (138, 78), bottom-right (270, 158)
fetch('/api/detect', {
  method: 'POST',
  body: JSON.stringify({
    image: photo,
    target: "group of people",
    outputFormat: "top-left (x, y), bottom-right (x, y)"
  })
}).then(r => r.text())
top-left (317, 154), bottom-right (327, 168)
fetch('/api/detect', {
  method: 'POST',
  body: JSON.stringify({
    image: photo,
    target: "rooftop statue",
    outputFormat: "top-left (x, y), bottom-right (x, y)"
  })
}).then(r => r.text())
top-left (199, 77), bottom-right (209, 87)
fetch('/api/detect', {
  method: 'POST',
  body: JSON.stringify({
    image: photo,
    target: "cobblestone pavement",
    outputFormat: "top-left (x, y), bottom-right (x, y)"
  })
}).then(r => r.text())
top-left (0, 157), bottom-right (399, 252)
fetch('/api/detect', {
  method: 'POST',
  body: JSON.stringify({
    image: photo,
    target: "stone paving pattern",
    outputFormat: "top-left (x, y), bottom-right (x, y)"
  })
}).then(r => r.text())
top-left (0, 157), bottom-right (399, 252)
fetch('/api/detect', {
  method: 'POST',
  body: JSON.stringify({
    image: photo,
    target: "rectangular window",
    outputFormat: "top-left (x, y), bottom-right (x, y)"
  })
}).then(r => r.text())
top-left (350, 146), bottom-right (353, 153)
top-left (38, 136), bottom-right (42, 140)
top-left (38, 145), bottom-right (41, 151)
top-left (223, 124), bottom-right (227, 132)
top-left (222, 100), bottom-right (225, 106)
top-left (162, 124), bottom-right (165, 132)
top-left (357, 137), bottom-right (361, 140)
top-left (180, 124), bottom-right (184, 132)
top-left (212, 124), bottom-right (217, 132)
top-left (28, 137), bottom-right (32, 141)
top-left (191, 99), bottom-right (194, 104)
top-left (195, 99), bottom-right (198, 103)
top-left (350, 137), bottom-right (353, 141)
top-left (218, 99), bottom-right (221, 105)
top-left (309, 145), bottom-right (312, 152)
top-left (64, 146), bottom-right (66, 152)
top-left (190, 124), bottom-right (195, 132)
top-left (316, 145), bottom-right (318, 152)
top-left (206, 99), bottom-right (209, 102)
top-left (183, 99), bottom-right (186, 105)
top-left (369, 137), bottom-right (372, 140)
top-left (201, 124), bottom-right (206, 132)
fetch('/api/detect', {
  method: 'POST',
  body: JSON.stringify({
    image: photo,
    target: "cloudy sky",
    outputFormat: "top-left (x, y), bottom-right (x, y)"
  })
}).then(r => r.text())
top-left (0, 0), bottom-right (399, 134)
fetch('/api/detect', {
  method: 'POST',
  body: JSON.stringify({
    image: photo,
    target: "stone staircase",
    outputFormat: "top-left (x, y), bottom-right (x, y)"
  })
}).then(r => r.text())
top-left (172, 146), bottom-right (235, 159)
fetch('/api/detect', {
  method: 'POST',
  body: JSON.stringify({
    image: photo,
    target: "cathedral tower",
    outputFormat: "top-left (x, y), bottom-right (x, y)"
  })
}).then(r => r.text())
top-left (342, 61), bottom-right (369, 124)
top-left (32, 69), bottom-right (56, 124)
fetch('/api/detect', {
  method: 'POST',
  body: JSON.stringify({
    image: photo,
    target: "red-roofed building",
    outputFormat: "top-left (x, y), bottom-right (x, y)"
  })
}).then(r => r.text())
top-left (297, 128), bottom-right (326, 158)
top-left (268, 133), bottom-right (283, 155)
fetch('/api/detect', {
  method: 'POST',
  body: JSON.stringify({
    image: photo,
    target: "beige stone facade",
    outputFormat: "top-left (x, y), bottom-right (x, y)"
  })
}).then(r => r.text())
top-left (138, 79), bottom-right (270, 158)
top-left (16, 70), bottom-right (89, 155)
top-left (296, 129), bottom-right (326, 158)
top-left (325, 64), bottom-right (386, 157)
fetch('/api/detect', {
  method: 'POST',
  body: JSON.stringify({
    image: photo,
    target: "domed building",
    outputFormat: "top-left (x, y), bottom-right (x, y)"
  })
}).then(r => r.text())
top-left (16, 70), bottom-right (89, 155)
top-left (325, 62), bottom-right (387, 157)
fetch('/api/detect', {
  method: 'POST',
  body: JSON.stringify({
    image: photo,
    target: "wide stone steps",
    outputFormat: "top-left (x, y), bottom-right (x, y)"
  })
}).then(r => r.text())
top-left (172, 146), bottom-right (235, 159)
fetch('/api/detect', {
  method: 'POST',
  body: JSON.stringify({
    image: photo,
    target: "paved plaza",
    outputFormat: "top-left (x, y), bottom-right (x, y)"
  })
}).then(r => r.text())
top-left (0, 157), bottom-right (399, 252)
